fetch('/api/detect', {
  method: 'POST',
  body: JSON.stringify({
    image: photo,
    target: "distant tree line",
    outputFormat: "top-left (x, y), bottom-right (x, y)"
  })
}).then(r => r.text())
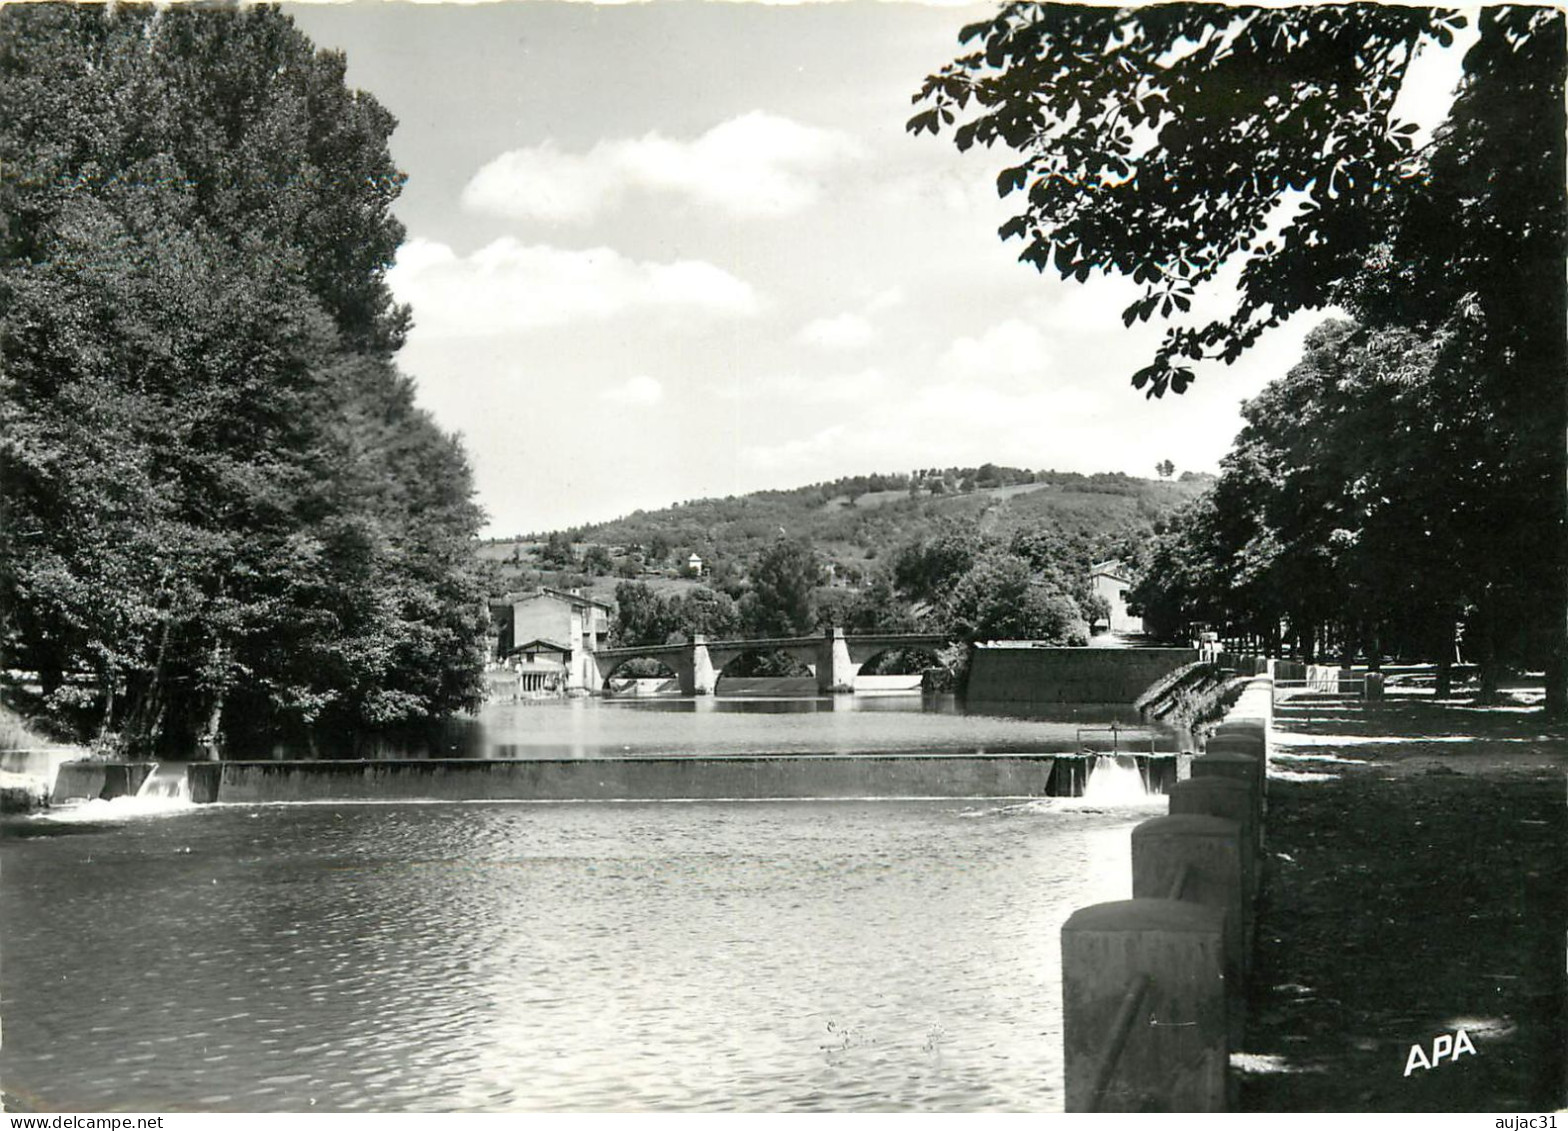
top-left (1131, 318), bottom-right (1557, 700)
top-left (607, 518), bottom-right (1136, 668)
top-left (0, 5), bottom-right (488, 756)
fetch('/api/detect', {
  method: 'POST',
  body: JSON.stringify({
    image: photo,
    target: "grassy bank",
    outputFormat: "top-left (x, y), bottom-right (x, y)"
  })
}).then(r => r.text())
top-left (1238, 691), bottom-right (1567, 1111)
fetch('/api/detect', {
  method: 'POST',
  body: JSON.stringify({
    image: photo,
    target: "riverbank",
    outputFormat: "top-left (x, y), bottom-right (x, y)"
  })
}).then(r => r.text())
top-left (1237, 688), bottom-right (1567, 1111)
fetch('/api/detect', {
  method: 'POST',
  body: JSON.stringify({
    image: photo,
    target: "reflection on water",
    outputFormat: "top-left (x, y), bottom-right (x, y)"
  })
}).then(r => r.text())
top-left (0, 798), bottom-right (1157, 1112)
top-left (292, 692), bottom-right (1186, 762)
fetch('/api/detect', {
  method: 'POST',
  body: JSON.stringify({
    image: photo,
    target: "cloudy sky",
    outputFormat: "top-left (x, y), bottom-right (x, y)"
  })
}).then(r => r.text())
top-left (285, 1), bottom-right (1458, 538)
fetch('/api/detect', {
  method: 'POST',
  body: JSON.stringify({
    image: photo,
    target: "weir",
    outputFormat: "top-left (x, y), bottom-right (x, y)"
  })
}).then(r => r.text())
top-left (1081, 756), bottom-right (1151, 803)
top-left (45, 751), bottom-right (1189, 805)
top-left (136, 762), bottom-right (193, 803)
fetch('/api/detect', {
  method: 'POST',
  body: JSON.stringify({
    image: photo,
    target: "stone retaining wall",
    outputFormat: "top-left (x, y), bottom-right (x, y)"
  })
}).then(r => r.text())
top-left (968, 645), bottom-right (1201, 704)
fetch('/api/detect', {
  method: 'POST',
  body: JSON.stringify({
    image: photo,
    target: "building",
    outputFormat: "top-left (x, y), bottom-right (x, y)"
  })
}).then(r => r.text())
top-left (1089, 560), bottom-right (1144, 635)
top-left (488, 586), bottom-right (612, 691)
top-left (687, 552), bottom-right (703, 577)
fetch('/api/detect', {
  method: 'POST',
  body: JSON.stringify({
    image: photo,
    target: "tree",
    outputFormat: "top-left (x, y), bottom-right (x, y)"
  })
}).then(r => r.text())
top-left (0, 4), bottom-right (486, 756)
top-left (610, 582), bottom-right (740, 647)
top-left (741, 539), bottom-right (823, 637)
top-left (610, 581), bottom-right (674, 647)
top-left (892, 521), bottom-right (984, 605)
top-left (1156, 460), bottom-right (1175, 479)
top-left (912, 4), bottom-right (1566, 710)
top-left (667, 587), bottom-right (742, 641)
top-left (945, 551), bottom-right (1088, 645)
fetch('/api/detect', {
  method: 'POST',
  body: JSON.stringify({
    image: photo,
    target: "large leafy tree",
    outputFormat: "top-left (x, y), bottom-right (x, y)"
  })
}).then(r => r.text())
top-left (1, 4), bottom-right (487, 756)
top-left (913, 3), bottom-right (1566, 710)
top-left (741, 539), bottom-right (824, 638)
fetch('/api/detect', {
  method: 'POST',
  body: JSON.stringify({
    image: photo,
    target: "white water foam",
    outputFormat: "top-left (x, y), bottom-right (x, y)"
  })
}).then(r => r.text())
top-left (136, 762), bottom-right (193, 802)
top-left (36, 762), bottom-right (195, 822)
top-left (1080, 755), bottom-right (1150, 804)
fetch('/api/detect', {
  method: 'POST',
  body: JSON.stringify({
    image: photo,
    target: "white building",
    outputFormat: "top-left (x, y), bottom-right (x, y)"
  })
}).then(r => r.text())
top-left (1089, 560), bottom-right (1144, 635)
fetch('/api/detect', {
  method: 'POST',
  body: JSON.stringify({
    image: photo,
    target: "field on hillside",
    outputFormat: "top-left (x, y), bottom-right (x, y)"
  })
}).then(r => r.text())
top-left (475, 470), bottom-right (1213, 598)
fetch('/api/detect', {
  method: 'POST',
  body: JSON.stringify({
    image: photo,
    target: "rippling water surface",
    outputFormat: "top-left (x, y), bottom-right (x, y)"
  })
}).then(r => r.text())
top-left (1, 796), bottom-right (1157, 1112)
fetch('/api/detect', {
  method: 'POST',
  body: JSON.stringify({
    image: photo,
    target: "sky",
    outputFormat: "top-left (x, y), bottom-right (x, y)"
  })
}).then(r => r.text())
top-left (284, 1), bottom-right (1467, 538)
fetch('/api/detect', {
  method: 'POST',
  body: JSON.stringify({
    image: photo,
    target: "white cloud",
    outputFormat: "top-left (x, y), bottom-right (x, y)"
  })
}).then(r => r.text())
top-left (600, 375), bottom-right (665, 406)
top-left (741, 424), bottom-right (854, 473)
top-left (941, 319), bottom-right (1053, 378)
top-left (716, 366), bottom-right (890, 405)
top-left (797, 312), bottom-right (875, 349)
top-left (389, 237), bottom-right (759, 338)
top-left (866, 285), bottom-right (906, 313)
top-left (461, 142), bottom-right (616, 224)
top-left (461, 111), bottom-right (857, 223)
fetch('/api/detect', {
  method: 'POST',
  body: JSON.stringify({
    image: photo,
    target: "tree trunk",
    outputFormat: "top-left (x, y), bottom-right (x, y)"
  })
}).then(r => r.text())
top-left (124, 612), bottom-right (174, 757)
top-left (1435, 654), bottom-right (1453, 698)
top-left (197, 666), bottom-right (225, 762)
top-left (1476, 588), bottom-right (1501, 704)
top-left (95, 674), bottom-right (117, 748)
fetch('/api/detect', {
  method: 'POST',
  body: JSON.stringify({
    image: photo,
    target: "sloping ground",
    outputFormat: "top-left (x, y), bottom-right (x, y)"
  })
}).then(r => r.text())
top-left (1238, 691), bottom-right (1567, 1111)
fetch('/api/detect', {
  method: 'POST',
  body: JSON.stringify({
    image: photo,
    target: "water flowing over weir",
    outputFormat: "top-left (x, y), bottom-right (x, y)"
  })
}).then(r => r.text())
top-left (136, 762), bottom-right (193, 803)
top-left (1081, 756), bottom-right (1151, 804)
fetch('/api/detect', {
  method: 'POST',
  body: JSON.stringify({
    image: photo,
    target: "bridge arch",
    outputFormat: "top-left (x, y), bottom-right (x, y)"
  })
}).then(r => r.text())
top-left (711, 646), bottom-right (816, 694)
top-left (601, 655), bottom-right (681, 694)
top-left (855, 645), bottom-right (943, 678)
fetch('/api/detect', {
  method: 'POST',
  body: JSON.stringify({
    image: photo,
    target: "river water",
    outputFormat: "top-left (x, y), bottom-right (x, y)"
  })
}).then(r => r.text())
top-left (350, 686), bottom-right (1183, 761)
top-left (1, 694), bottom-right (1170, 1113)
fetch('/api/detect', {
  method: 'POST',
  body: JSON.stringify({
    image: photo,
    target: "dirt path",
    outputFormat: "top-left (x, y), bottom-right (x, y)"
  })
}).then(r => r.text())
top-left (1237, 690), bottom-right (1567, 1112)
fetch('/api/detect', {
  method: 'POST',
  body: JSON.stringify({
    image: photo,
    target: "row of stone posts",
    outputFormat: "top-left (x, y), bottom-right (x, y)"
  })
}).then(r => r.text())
top-left (1061, 675), bottom-right (1273, 1112)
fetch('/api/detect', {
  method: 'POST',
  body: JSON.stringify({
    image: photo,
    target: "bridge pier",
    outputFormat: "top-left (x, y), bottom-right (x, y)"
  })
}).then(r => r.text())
top-left (684, 637), bottom-right (716, 697)
top-left (817, 627), bottom-right (859, 694)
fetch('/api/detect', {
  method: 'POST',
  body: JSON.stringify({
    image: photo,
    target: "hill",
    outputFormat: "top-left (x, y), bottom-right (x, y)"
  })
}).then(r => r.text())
top-left (477, 467), bottom-right (1213, 601)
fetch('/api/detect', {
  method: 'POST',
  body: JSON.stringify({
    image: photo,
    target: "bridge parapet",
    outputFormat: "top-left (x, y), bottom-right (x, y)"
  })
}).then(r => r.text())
top-left (589, 629), bottom-right (954, 695)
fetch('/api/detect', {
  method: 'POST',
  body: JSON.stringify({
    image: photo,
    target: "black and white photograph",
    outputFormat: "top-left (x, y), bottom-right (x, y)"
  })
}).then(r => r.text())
top-left (1, 0), bottom-right (1564, 1116)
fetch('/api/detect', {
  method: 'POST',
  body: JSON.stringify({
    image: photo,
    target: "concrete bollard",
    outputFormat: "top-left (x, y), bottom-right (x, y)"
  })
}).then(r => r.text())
top-left (1212, 719), bottom-right (1266, 743)
top-left (1131, 815), bottom-right (1250, 1048)
top-left (1194, 745), bottom-right (1265, 797)
top-left (1062, 899), bottom-right (1229, 1112)
top-left (1191, 751), bottom-right (1263, 842)
top-left (1203, 735), bottom-right (1267, 796)
top-left (1169, 777), bottom-right (1259, 859)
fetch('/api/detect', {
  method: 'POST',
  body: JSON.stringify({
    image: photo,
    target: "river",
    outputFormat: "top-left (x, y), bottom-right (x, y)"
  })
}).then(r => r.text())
top-left (0, 692), bottom-right (1170, 1112)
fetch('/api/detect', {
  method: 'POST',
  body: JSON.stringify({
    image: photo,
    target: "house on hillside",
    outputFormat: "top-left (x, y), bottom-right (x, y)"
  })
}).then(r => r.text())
top-left (488, 586), bottom-right (612, 691)
top-left (1089, 560), bottom-right (1144, 635)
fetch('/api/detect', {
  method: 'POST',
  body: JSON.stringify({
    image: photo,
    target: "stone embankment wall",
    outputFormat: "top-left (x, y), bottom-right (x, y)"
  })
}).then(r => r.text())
top-left (967, 645), bottom-right (1201, 704)
top-left (1060, 675), bottom-right (1272, 1112)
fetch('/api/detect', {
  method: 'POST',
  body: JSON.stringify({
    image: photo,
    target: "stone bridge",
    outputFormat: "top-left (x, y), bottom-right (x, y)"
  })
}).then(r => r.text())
top-left (590, 628), bottom-right (950, 696)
